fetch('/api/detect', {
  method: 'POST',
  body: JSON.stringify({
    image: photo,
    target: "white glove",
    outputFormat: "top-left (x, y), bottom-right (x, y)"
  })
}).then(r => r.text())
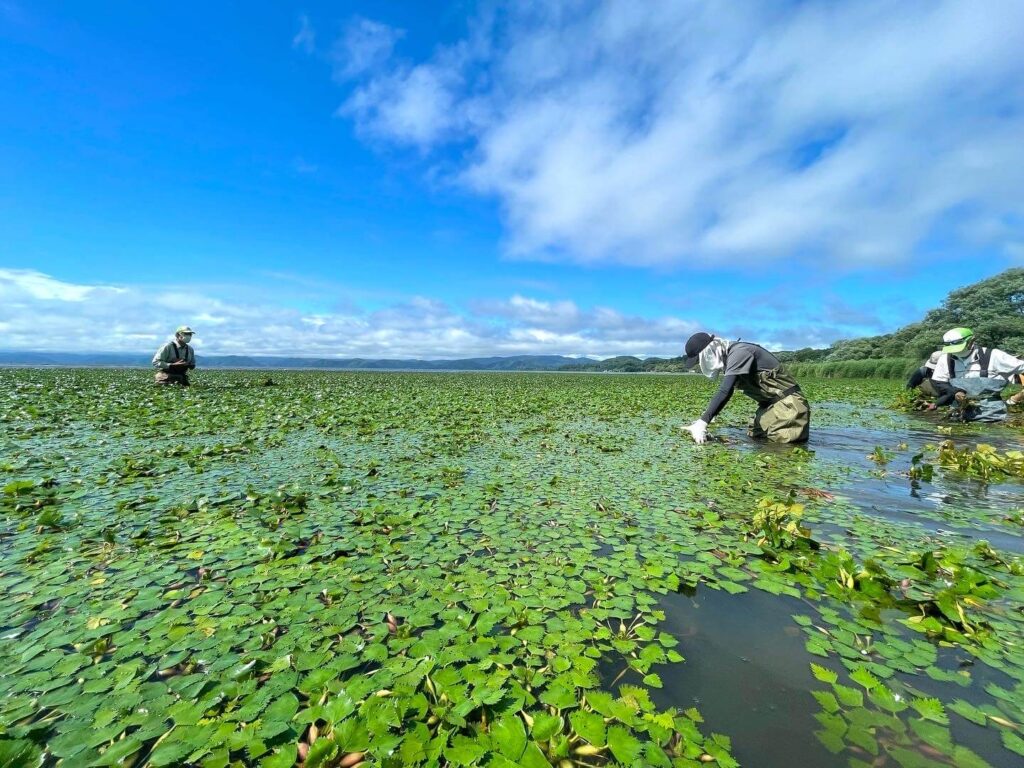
top-left (685, 419), bottom-right (708, 445)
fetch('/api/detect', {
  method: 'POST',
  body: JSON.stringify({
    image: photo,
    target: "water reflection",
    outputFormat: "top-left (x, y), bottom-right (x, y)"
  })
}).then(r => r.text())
top-left (724, 406), bottom-right (1024, 554)
top-left (651, 587), bottom-right (848, 768)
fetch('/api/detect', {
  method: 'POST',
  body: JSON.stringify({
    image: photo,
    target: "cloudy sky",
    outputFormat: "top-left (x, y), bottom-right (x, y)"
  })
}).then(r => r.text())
top-left (2, 1), bottom-right (1022, 358)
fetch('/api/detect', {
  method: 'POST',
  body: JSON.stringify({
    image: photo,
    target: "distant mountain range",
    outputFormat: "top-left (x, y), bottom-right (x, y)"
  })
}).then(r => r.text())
top-left (11, 271), bottom-right (1021, 374)
top-left (559, 355), bottom-right (686, 372)
top-left (0, 350), bottom-right (601, 371)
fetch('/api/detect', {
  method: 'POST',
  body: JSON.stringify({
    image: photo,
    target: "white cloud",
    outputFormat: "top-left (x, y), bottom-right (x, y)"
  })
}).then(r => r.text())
top-left (331, 17), bottom-right (404, 81)
top-left (334, 1), bottom-right (1024, 268)
top-left (341, 61), bottom-right (465, 148)
top-left (0, 268), bottom-right (125, 302)
top-left (472, 295), bottom-right (582, 332)
top-left (471, 294), bottom-right (698, 354)
top-left (0, 269), bottom-right (709, 358)
top-left (292, 14), bottom-right (315, 54)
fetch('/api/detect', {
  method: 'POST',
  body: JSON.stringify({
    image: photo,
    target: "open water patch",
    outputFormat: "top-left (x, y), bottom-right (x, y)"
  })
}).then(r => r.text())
top-left (650, 586), bottom-right (847, 768)
top-left (741, 414), bottom-right (1024, 556)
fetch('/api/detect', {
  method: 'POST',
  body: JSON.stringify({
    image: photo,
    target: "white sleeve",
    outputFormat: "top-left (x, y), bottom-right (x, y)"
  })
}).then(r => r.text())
top-left (989, 349), bottom-right (1024, 378)
top-left (930, 354), bottom-right (953, 383)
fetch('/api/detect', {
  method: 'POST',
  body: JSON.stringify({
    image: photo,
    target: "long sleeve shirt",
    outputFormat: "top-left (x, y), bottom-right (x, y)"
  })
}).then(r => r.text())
top-left (701, 343), bottom-right (781, 423)
top-left (906, 366), bottom-right (929, 389)
top-left (930, 347), bottom-right (1024, 384)
top-left (907, 351), bottom-right (943, 388)
top-left (152, 340), bottom-right (195, 370)
top-left (930, 347), bottom-right (1024, 407)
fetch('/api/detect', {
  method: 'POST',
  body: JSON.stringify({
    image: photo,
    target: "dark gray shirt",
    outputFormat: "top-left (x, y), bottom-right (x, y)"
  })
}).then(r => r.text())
top-left (721, 342), bottom-right (780, 377)
top-left (700, 342), bottom-right (780, 423)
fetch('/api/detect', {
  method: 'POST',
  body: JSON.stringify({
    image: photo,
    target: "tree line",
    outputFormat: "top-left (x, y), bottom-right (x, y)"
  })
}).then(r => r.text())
top-left (564, 269), bottom-right (1024, 378)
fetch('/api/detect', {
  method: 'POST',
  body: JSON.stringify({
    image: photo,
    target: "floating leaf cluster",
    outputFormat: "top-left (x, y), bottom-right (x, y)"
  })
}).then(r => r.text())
top-left (1, 369), bottom-right (1023, 768)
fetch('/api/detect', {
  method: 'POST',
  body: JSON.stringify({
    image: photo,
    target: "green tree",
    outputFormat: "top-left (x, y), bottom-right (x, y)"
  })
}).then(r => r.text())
top-left (821, 269), bottom-right (1024, 362)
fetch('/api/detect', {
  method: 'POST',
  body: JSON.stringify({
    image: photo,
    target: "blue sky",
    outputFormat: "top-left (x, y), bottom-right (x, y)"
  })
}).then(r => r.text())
top-left (2, 1), bottom-right (1022, 358)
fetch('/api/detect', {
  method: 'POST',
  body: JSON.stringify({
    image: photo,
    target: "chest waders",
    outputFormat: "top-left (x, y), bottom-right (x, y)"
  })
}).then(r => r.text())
top-left (947, 348), bottom-right (1006, 422)
top-left (154, 343), bottom-right (192, 387)
top-left (735, 366), bottom-right (810, 443)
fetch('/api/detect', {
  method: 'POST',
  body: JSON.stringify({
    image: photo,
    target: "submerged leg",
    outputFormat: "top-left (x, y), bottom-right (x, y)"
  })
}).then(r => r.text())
top-left (758, 396), bottom-right (811, 444)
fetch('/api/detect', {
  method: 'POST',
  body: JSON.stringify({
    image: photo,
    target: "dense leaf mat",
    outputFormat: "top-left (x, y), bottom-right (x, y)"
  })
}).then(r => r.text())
top-left (1, 370), bottom-right (1023, 767)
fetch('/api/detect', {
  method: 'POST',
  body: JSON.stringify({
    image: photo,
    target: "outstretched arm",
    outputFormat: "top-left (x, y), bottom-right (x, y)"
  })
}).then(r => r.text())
top-left (701, 375), bottom-right (739, 424)
top-left (931, 380), bottom-right (959, 408)
top-left (990, 349), bottom-right (1024, 378)
top-left (685, 375), bottom-right (740, 444)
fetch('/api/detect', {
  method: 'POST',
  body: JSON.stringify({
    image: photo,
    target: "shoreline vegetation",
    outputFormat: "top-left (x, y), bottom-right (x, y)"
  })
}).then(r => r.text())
top-left (785, 358), bottom-right (919, 379)
top-left (568, 268), bottom-right (1024, 378)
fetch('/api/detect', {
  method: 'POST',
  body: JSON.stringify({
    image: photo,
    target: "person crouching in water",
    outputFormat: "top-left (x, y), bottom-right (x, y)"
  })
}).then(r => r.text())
top-left (681, 332), bottom-right (810, 445)
top-left (906, 351), bottom-right (943, 400)
top-left (152, 326), bottom-right (197, 386)
top-left (927, 327), bottom-right (1024, 422)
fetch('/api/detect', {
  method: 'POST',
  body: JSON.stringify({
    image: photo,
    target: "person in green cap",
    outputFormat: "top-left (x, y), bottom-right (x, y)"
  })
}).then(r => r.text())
top-left (928, 328), bottom-right (1024, 421)
top-left (152, 326), bottom-right (197, 386)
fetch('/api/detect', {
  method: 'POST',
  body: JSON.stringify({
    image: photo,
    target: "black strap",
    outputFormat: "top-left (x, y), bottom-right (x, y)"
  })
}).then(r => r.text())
top-left (949, 348), bottom-right (993, 378)
top-left (978, 347), bottom-right (992, 377)
top-left (766, 385), bottom-right (801, 407)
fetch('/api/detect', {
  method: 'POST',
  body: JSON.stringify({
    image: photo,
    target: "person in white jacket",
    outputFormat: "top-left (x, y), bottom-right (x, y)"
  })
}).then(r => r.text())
top-left (928, 327), bottom-right (1024, 421)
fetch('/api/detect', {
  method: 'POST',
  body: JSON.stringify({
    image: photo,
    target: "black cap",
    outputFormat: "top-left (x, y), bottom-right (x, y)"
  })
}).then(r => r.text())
top-left (683, 332), bottom-right (713, 369)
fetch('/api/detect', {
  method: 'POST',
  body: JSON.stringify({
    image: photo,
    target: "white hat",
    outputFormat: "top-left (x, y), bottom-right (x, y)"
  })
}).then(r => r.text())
top-left (941, 327), bottom-right (973, 355)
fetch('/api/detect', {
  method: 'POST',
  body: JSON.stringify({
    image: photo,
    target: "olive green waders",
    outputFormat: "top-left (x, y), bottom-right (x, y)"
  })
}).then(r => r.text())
top-left (919, 379), bottom-right (939, 398)
top-left (736, 367), bottom-right (810, 443)
top-left (155, 371), bottom-right (190, 386)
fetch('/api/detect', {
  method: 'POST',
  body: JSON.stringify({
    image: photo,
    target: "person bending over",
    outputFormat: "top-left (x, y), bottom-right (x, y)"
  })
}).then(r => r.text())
top-left (928, 327), bottom-right (1024, 422)
top-left (682, 332), bottom-right (810, 445)
top-left (906, 350), bottom-right (944, 398)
